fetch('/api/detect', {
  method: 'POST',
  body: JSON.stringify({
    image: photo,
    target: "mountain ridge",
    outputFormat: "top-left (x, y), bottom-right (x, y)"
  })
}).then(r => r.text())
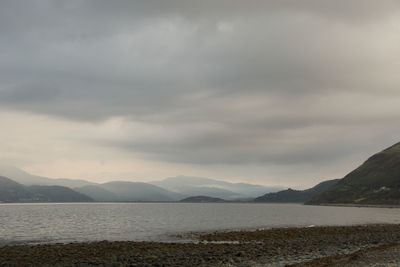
top-left (180, 195), bottom-right (227, 203)
top-left (0, 166), bottom-right (284, 201)
top-left (254, 179), bottom-right (340, 203)
top-left (0, 176), bottom-right (93, 202)
top-left (0, 164), bottom-right (95, 188)
top-left (308, 142), bottom-right (400, 205)
top-left (151, 175), bottom-right (284, 200)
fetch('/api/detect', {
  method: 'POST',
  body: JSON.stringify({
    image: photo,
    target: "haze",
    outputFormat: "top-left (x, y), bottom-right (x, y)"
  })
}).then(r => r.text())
top-left (1, 1), bottom-right (399, 188)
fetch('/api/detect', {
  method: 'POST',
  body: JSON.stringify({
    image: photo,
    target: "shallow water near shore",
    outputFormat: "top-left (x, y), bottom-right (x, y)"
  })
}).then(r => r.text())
top-left (1, 202), bottom-right (400, 245)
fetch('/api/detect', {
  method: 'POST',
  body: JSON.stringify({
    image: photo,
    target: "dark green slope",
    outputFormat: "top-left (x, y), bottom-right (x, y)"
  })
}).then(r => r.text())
top-left (254, 179), bottom-right (339, 203)
top-left (308, 142), bottom-right (400, 205)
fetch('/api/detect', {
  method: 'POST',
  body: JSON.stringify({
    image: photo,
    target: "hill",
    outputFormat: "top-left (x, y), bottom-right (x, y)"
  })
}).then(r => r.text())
top-left (308, 142), bottom-right (400, 205)
top-left (151, 176), bottom-right (284, 200)
top-left (99, 181), bottom-right (183, 202)
top-left (74, 185), bottom-right (120, 202)
top-left (27, 185), bottom-right (93, 202)
top-left (0, 164), bottom-right (95, 188)
top-left (254, 179), bottom-right (340, 203)
top-left (180, 196), bottom-right (227, 203)
top-left (0, 176), bottom-right (33, 202)
top-left (0, 165), bottom-right (288, 202)
top-left (0, 176), bottom-right (93, 202)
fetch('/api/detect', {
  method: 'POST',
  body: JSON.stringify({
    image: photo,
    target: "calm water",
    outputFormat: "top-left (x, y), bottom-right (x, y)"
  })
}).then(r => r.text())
top-left (1, 203), bottom-right (400, 245)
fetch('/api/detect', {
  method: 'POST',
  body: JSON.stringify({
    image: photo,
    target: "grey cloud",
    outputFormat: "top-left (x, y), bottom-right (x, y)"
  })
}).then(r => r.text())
top-left (106, 124), bottom-right (400, 165)
top-left (0, 0), bottom-right (400, 168)
top-left (100, 96), bottom-right (400, 165)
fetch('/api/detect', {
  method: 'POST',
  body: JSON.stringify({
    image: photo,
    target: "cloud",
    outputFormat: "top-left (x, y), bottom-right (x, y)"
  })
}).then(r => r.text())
top-left (0, 1), bottom-right (399, 184)
top-left (101, 91), bottom-right (400, 165)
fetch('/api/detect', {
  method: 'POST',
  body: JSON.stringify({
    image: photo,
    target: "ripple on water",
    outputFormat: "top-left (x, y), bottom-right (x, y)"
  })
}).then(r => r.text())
top-left (1, 203), bottom-right (400, 245)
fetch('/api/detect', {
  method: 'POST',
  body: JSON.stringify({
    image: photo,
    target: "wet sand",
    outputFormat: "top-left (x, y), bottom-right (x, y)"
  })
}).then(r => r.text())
top-left (1, 224), bottom-right (400, 266)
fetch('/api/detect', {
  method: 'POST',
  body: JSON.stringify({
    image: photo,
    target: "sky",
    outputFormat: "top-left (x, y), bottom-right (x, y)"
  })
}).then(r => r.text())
top-left (0, 0), bottom-right (399, 188)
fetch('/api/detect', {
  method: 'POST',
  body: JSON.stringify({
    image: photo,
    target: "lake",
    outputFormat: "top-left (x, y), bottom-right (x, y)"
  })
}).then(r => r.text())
top-left (1, 203), bottom-right (400, 245)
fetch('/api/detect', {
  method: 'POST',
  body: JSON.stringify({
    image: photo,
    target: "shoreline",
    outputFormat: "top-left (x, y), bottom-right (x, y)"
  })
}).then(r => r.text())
top-left (1, 224), bottom-right (400, 266)
top-left (2, 201), bottom-right (400, 208)
top-left (306, 203), bottom-right (400, 208)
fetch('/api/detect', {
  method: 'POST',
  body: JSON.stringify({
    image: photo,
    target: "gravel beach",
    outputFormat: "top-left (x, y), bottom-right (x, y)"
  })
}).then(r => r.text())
top-left (1, 224), bottom-right (400, 266)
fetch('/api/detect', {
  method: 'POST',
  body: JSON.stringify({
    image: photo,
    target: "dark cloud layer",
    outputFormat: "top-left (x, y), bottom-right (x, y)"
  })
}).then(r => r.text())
top-left (0, 0), bottom-right (399, 174)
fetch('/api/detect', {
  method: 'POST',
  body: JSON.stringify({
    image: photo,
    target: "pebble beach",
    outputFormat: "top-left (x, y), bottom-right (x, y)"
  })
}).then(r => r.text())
top-left (1, 224), bottom-right (400, 266)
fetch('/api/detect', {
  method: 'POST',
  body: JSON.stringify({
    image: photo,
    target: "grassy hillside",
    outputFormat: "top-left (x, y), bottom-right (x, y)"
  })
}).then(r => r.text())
top-left (308, 142), bottom-right (400, 205)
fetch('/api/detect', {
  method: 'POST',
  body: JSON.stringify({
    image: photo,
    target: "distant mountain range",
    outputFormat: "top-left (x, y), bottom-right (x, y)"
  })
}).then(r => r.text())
top-left (76, 182), bottom-right (183, 202)
top-left (151, 176), bottom-right (284, 200)
top-left (254, 179), bottom-right (340, 203)
top-left (0, 164), bottom-right (95, 188)
top-left (180, 196), bottom-right (227, 203)
top-left (0, 165), bottom-right (282, 202)
top-left (0, 176), bottom-right (92, 202)
top-left (3, 141), bottom-right (397, 204)
top-left (308, 142), bottom-right (400, 205)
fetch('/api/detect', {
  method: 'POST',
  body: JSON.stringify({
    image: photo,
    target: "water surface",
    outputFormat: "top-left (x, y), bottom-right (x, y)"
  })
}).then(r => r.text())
top-left (1, 203), bottom-right (399, 245)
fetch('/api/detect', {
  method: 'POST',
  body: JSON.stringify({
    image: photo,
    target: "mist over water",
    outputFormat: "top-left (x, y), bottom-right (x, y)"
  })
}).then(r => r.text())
top-left (1, 203), bottom-right (400, 245)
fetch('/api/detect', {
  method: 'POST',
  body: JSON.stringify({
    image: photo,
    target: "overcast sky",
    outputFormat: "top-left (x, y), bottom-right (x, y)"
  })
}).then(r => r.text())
top-left (0, 0), bottom-right (399, 188)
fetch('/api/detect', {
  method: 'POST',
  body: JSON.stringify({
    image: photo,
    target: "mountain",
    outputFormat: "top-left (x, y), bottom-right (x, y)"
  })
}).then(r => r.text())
top-left (170, 186), bottom-right (242, 200)
top-left (99, 181), bottom-right (183, 202)
top-left (308, 142), bottom-right (400, 205)
top-left (180, 196), bottom-right (227, 203)
top-left (27, 185), bottom-right (93, 202)
top-left (0, 176), bottom-right (33, 202)
top-left (0, 164), bottom-right (95, 188)
top-left (254, 179), bottom-right (340, 203)
top-left (0, 176), bottom-right (93, 202)
top-left (0, 165), bottom-right (284, 202)
top-left (74, 185), bottom-right (119, 202)
top-left (151, 176), bottom-right (284, 200)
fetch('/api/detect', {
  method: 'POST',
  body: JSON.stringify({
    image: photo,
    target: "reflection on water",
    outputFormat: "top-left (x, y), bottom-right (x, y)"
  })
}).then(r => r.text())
top-left (0, 203), bottom-right (399, 245)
